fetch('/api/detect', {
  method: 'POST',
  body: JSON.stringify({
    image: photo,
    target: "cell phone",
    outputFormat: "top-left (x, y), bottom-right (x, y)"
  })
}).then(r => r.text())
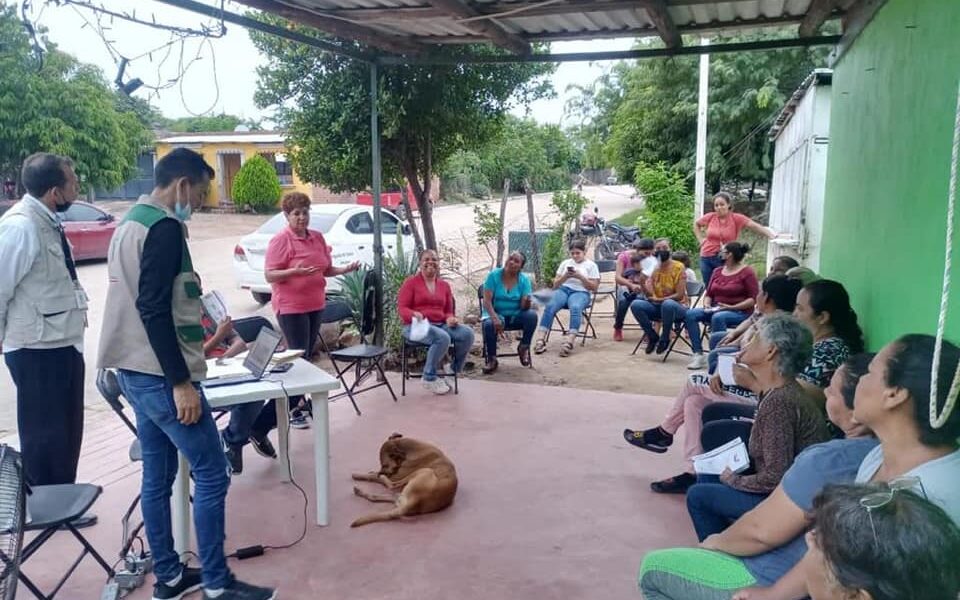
top-left (270, 362), bottom-right (294, 374)
top-left (566, 266), bottom-right (575, 273)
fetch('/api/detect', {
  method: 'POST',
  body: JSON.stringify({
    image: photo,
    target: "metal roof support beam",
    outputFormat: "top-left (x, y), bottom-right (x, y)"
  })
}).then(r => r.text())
top-left (642, 0), bottom-right (682, 48)
top-left (381, 35), bottom-right (841, 65)
top-left (151, 0), bottom-right (373, 61)
top-left (230, 0), bottom-right (423, 55)
top-left (829, 0), bottom-right (889, 65)
top-left (426, 0), bottom-right (531, 55)
top-left (799, 0), bottom-right (837, 37)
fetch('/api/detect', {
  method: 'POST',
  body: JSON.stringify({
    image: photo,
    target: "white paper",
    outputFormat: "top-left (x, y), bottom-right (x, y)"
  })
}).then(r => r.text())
top-left (692, 437), bottom-right (751, 476)
top-left (640, 256), bottom-right (658, 277)
top-left (205, 357), bottom-right (251, 380)
top-left (409, 316), bottom-right (430, 341)
top-left (201, 290), bottom-right (229, 324)
top-left (718, 354), bottom-right (737, 386)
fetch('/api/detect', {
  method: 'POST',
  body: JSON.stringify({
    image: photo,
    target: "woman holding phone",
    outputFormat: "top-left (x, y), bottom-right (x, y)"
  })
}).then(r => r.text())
top-left (533, 239), bottom-right (600, 357)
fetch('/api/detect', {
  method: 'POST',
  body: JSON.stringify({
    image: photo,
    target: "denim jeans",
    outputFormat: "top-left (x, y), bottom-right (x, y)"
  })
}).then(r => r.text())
top-left (116, 370), bottom-right (232, 589)
top-left (630, 299), bottom-right (688, 340)
top-left (708, 345), bottom-right (740, 374)
top-left (699, 254), bottom-right (724, 288)
top-left (403, 323), bottom-right (475, 382)
top-left (614, 290), bottom-right (639, 329)
top-left (222, 401), bottom-right (267, 447)
top-left (539, 286), bottom-right (592, 333)
top-left (684, 309), bottom-right (750, 353)
top-left (686, 475), bottom-right (769, 541)
top-left (481, 309), bottom-right (538, 359)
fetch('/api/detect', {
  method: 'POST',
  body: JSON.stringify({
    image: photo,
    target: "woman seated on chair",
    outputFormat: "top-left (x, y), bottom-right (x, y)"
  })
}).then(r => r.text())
top-left (481, 251), bottom-right (537, 374)
top-left (398, 249), bottom-right (475, 395)
top-left (684, 241), bottom-right (760, 370)
top-left (534, 239), bottom-right (600, 358)
top-left (631, 238), bottom-right (689, 355)
top-left (683, 313), bottom-right (832, 541)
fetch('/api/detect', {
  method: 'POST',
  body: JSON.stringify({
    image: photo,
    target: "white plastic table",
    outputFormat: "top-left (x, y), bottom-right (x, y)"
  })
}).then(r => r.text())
top-left (171, 359), bottom-right (340, 554)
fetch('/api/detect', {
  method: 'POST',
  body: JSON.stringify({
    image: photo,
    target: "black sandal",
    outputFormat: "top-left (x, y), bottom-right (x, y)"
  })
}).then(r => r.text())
top-left (518, 344), bottom-right (531, 367)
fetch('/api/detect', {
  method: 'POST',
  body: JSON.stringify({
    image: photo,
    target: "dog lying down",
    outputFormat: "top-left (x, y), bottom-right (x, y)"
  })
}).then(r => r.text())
top-left (350, 433), bottom-right (458, 527)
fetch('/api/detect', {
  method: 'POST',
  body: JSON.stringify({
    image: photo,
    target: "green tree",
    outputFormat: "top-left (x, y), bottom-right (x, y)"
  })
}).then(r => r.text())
top-left (592, 31), bottom-right (829, 190)
top-left (0, 6), bottom-right (153, 190)
top-left (167, 113), bottom-right (261, 132)
top-left (231, 154), bottom-right (281, 212)
top-left (473, 115), bottom-right (581, 193)
top-left (249, 19), bottom-right (554, 250)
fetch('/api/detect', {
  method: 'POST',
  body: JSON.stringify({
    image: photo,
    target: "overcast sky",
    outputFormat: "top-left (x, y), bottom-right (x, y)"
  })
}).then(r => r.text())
top-left (13, 0), bottom-right (635, 127)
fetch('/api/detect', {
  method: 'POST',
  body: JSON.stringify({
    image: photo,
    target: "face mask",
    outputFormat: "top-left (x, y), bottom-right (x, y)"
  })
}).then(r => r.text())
top-left (655, 250), bottom-right (671, 262)
top-left (174, 186), bottom-right (193, 221)
top-left (53, 189), bottom-right (71, 213)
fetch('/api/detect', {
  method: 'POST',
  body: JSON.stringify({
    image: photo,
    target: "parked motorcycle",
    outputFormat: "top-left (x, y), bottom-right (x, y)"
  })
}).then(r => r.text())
top-left (574, 207), bottom-right (642, 261)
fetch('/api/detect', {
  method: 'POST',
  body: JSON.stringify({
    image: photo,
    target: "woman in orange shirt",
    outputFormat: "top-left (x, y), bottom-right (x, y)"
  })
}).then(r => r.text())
top-left (694, 192), bottom-right (777, 285)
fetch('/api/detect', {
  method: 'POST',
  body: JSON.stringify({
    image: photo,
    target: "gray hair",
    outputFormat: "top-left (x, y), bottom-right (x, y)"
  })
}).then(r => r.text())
top-left (758, 313), bottom-right (813, 377)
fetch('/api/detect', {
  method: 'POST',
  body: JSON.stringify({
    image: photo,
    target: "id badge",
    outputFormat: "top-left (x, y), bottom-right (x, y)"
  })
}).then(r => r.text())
top-left (74, 284), bottom-right (89, 310)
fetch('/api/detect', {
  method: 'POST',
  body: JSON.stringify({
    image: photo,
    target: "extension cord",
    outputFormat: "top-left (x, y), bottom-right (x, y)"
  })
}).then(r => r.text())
top-left (100, 582), bottom-right (120, 600)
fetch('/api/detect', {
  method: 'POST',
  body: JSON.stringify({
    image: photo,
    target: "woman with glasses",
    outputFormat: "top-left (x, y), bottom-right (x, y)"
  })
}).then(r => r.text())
top-left (637, 334), bottom-right (960, 600)
top-left (802, 483), bottom-right (960, 600)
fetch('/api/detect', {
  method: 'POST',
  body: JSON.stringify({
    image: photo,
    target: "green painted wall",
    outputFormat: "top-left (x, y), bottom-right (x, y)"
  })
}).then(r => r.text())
top-left (819, 0), bottom-right (960, 349)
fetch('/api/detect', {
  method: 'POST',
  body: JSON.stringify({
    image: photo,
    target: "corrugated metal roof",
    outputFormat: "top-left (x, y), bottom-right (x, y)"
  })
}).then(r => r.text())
top-left (240, 0), bottom-right (850, 53)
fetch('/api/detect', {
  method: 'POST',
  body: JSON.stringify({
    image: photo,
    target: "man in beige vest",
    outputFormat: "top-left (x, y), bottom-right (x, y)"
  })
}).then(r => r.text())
top-left (0, 154), bottom-right (91, 515)
top-left (98, 149), bottom-right (275, 600)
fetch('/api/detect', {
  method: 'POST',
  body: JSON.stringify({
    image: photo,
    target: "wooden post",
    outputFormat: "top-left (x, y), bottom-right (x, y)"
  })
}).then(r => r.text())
top-left (524, 178), bottom-right (541, 285)
top-left (495, 178), bottom-right (510, 267)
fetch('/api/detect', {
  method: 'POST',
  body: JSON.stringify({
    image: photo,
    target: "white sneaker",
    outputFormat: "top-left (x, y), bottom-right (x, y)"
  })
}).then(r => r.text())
top-left (443, 363), bottom-right (456, 376)
top-left (687, 354), bottom-right (708, 370)
top-left (423, 379), bottom-right (451, 395)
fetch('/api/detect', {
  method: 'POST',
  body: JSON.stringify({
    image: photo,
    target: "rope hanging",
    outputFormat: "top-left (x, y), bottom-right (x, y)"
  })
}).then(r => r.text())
top-left (930, 80), bottom-right (960, 429)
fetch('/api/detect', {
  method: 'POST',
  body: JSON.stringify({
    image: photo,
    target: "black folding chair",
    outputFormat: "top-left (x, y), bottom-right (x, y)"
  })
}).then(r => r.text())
top-left (545, 296), bottom-right (597, 347)
top-left (477, 285), bottom-right (532, 367)
top-left (587, 259), bottom-right (619, 320)
top-left (313, 301), bottom-right (354, 355)
top-left (328, 271), bottom-right (397, 415)
top-left (631, 280), bottom-right (707, 360)
top-left (401, 294), bottom-right (461, 396)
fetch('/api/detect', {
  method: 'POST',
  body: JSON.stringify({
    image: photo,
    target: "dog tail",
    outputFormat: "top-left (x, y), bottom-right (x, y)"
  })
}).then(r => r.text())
top-left (350, 507), bottom-right (404, 528)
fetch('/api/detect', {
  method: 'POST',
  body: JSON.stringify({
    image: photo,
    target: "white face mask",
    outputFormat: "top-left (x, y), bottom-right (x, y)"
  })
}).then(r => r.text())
top-left (174, 185), bottom-right (192, 221)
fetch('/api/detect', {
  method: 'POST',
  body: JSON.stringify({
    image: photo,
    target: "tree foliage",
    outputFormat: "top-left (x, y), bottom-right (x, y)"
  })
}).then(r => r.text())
top-left (248, 17), bottom-right (555, 250)
top-left (231, 154), bottom-right (281, 212)
top-left (0, 5), bottom-right (153, 191)
top-left (166, 113), bottom-right (262, 132)
top-left (633, 162), bottom-right (698, 253)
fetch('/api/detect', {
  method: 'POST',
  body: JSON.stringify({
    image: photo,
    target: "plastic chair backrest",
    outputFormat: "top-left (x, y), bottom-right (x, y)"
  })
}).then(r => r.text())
top-left (95, 369), bottom-right (138, 436)
top-left (360, 269), bottom-right (382, 341)
top-left (686, 279), bottom-right (705, 297)
top-left (596, 259), bottom-right (618, 274)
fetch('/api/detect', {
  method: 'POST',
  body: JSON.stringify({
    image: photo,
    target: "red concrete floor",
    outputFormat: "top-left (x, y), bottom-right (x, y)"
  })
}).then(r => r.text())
top-left (15, 377), bottom-right (696, 599)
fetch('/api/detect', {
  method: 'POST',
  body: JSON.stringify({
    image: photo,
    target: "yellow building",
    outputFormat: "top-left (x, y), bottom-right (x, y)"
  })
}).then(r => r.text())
top-left (155, 131), bottom-right (323, 208)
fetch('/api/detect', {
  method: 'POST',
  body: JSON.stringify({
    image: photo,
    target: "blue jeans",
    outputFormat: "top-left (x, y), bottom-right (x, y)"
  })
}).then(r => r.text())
top-left (630, 299), bottom-right (688, 341)
top-left (482, 309), bottom-right (538, 359)
top-left (539, 286), bottom-right (592, 333)
top-left (686, 475), bottom-right (769, 541)
top-left (117, 370), bottom-right (231, 589)
top-left (684, 309), bottom-right (751, 353)
top-left (614, 290), bottom-right (640, 329)
top-left (699, 254), bottom-right (723, 287)
top-left (403, 323), bottom-right (475, 382)
top-left (222, 401), bottom-right (268, 447)
top-left (708, 345), bottom-right (740, 374)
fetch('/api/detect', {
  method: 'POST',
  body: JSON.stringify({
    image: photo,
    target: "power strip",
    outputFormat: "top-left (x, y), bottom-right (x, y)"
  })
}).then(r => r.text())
top-left (100, 582), bottom-right (120, 600)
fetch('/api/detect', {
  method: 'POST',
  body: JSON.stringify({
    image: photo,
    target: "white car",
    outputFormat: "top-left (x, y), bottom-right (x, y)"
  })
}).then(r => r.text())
top-left (233, 204), bottom-right (414, 304)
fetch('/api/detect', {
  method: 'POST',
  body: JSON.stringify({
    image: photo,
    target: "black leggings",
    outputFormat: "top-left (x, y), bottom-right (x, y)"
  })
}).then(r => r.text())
top-left (251, 310), bottom-right (322, 437)
top-left (700, 402), bottom-right (755, 453)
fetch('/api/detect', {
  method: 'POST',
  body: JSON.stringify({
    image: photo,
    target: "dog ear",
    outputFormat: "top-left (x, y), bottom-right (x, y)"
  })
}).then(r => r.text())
top-left (388, 446), bottom-right (406, 463)
top-left (388, 432), bottom-right (403, 440)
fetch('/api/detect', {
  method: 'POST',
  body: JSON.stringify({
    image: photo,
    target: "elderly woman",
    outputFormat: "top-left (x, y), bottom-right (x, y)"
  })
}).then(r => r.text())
top-left (639, 334), bottom-right (960, 600)
top-left (685, 241), bottom-right (760, 370)
top-left (481, 251), bottom-right (536, 374)
top-left (694, 192), bottom-right (777, 285)
top-left (534, 239), bottom-right (600, 357)
top-left (398, 249), bottom-right (475, 395)
top-left (684, 314), bottom-right (832, 541)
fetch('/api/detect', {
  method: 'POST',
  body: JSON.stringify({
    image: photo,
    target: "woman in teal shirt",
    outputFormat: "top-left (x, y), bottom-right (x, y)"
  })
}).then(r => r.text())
top-left (481, 251), bottom-right (536, 374)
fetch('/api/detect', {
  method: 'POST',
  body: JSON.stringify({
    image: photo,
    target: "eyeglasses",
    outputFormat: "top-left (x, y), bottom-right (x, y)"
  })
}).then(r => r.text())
top-left (860, 476), bottom-right (927, 541)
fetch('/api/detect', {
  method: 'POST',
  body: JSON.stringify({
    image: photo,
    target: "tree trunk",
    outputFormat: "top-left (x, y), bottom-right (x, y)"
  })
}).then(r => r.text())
top-left (495, 178), bottom-right (510, 267)
top-left (402, 157), bottom-right (438, 251)
top-left (524, 178), bottom-right (541, 286)
top-left (399, 185), bottom-right (424, 255)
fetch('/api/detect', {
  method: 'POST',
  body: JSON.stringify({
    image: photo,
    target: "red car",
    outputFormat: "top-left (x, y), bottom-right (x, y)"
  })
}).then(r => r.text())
top-left (62, 201), bottom-right (117, 261)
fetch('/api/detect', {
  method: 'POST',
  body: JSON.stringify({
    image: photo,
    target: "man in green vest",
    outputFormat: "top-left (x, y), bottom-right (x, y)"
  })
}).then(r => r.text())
top-left (98, 148), bottom-right (275, 600)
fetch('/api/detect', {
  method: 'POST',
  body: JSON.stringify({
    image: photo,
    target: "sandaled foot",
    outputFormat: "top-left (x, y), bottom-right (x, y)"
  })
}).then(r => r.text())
top-left (482, 359), bottom-right (499, 375)
top-left (518, 344), bottom-right (531, 367)
top-left (559, 339), bottom-right (574, 357)
top-left (534, 339), bottom-right (548, 354)
top-left (622, 426), bottom-right (674, 453)
top-left (651, 472), bottom-right (697, 494)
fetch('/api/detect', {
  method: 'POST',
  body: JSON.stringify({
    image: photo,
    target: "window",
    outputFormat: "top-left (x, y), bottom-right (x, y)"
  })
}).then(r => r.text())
top-left (63, 203), bottom-right (106, 223)
top-left (257, 211), bottom-right (337, 235)
top-left (259, 152), bottom-right (294, 186)
top-left (346, 211), bottom-right (401, 235)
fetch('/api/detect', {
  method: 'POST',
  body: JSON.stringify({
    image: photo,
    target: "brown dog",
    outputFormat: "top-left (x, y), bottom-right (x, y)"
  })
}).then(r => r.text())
top-left (350, 433), bottom-right (458, 527)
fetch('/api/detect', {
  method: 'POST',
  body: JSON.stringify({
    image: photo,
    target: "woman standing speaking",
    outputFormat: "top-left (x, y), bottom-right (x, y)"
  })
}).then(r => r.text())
top-left (694, 192), bottom-right (777, 285)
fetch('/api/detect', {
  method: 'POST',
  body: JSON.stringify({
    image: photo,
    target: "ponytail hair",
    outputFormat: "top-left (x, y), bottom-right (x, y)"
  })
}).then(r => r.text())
top-left (804, 279), bottom-right (865, 354)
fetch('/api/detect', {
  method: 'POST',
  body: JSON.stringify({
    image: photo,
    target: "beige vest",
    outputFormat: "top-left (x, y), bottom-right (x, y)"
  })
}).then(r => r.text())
top-left (97, 197), bottom-right (206, 381)
top-left (0, 196), bottom-right (87, 349)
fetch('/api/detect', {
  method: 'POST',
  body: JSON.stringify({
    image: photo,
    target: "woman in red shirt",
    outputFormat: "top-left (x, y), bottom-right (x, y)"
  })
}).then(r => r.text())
top-left (683, 241), bottom-right (759, 369)
top-left (398, 249), bottom-right (475, 395)
top-left (694, 192), bottom-right (776, 285)
top-left (262, 192), bottom-right (359, 428)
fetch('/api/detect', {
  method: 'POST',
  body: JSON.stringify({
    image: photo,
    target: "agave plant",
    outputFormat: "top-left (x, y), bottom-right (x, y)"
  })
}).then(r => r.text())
top-left (330, 267), bottom-right (368, 329)
top-left (382, 229), bottom-right (419, 352)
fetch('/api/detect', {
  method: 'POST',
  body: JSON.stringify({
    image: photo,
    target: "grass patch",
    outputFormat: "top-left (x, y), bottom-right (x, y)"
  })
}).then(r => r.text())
top-left (612, 208), bottom-right (643, 226)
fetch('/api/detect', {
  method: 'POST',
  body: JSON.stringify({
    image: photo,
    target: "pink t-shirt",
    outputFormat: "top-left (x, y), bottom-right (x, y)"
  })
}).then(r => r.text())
top-left (265, 227), bottom-right (332, 315)
top-left (697, 212), bottom-right (751, 257)
top-left (707, 266), bottom-right (759, 309)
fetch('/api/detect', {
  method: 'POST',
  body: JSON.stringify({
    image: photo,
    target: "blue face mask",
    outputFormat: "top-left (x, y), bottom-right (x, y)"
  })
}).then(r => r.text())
top-left (174, 188), bottom-right (192, 221)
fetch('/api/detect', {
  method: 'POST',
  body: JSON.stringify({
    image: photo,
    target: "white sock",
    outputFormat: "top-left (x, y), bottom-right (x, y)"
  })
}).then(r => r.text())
top-left (206, 589), bottom-right (224, 598)
top-left (164, 572), bottom-right (183, 587)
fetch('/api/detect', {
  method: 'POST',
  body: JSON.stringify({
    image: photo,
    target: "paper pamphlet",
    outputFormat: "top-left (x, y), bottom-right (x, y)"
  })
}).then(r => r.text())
top-left (718, 355), bottom-right (737, 386)
top-left (692, 437), bottom-right (751, 476)
top-left (201, 290), bottom-right (228, 324)
top-left (640, 256), bottom-right (658, 277)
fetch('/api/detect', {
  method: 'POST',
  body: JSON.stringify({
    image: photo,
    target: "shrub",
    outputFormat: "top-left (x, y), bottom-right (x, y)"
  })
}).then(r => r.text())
top-left (232, 154), bottom-right (282, 212)
top-left (633, 162), bottom-right (698, 253)
top-left (539, 228), bottom-right (565, 284)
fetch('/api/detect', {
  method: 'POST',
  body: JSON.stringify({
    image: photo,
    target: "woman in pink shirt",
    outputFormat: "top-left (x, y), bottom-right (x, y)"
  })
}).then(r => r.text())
top-left (398, 249), bottom-right (475, 395)
top-left (263, 192), bottom-right (359, 427)
top-left (694, 192), bottom-right (776, 285)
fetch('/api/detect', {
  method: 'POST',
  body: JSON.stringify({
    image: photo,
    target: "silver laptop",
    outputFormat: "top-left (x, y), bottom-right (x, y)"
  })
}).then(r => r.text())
top-left (202, 326), bottom-right (282, 389)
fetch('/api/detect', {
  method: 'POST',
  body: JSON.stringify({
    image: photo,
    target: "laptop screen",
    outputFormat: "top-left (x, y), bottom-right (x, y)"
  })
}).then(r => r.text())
top-left (242, 327), bottom-right (282, 377)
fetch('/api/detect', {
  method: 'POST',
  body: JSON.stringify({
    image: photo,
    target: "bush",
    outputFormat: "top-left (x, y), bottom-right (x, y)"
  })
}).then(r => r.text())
top-left (232, 154), bottom-right (282, 212)
top-left (440, 150), bottom-right (490, 201)
top-left (633, 162), bottom-right (698, 253)
top-left (540, 228), bottom-right (565, 285)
